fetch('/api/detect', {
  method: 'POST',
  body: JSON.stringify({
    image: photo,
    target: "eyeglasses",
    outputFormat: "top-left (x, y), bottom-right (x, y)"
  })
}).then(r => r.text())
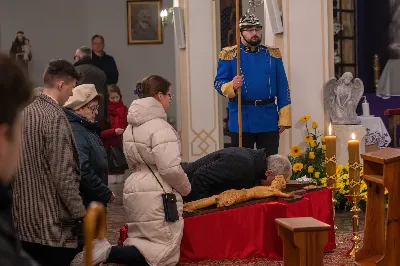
top-left (243, 28), bottom-right (262, 33)
top-left (86, 105), bottom-right (99, 112)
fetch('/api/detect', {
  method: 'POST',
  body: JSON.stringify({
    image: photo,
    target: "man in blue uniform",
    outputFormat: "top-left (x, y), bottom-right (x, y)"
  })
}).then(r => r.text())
top-left (214, 11), bottom-right (292, 154)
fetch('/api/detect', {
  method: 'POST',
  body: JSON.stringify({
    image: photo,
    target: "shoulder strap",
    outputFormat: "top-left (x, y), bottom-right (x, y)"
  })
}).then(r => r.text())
top-left (143, 160), bottom-right (166, 193)
top-left (131, 127), bottom-right (166, 193)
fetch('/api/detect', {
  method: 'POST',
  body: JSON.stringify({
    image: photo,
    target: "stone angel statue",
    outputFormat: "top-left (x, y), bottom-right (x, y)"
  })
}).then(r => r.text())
top-left (324, 72), bottom-right (364, 125)
top-left (183, 175), bottom-right (294, 213)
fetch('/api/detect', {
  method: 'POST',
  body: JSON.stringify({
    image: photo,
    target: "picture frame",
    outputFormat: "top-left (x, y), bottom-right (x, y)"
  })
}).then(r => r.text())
top-left (127, 0), bottom-right (163, 44)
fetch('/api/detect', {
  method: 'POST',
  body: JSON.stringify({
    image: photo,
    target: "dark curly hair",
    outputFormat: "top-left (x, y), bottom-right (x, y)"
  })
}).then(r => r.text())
top-left (134, 75), bottom-right (171, 99)
top-left (0, 53), bottom-right (32, 127)
top-left (43, 59), bottom-right (81, 87)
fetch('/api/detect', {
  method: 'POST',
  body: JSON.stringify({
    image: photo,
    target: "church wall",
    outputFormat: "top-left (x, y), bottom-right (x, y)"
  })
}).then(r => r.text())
top-left (0, 0), bottom-right (177, 122)
top-left (0, 0), bottom-right (89, 88)
top-left (264, 0), bottom-right (331, 153)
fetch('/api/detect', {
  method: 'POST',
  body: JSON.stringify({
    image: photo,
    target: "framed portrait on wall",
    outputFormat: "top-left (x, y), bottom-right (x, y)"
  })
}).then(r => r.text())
top-left (127, 0), bottom-right (163, 44)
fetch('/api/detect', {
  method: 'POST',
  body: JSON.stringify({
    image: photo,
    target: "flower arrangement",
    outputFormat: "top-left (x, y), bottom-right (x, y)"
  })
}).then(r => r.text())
top-left (288, 115), bottom-right (326, 185)
top-left (319, 164), bottom-right (366, 210)
top-left (289, 114), bottom-right (390, 211)
top-left (325, 164), bottom-right (389, 210)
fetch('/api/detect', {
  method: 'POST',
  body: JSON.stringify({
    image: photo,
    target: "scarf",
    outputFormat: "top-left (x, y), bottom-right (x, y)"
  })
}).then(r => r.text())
top-left (108, 100), bottom-right (125, 117)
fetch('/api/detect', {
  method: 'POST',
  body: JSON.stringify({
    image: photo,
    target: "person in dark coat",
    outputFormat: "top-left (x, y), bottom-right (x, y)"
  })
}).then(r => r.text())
top-left (9, 31), bottom-right (32, 68)
top-left (91, 35), bottom-right (119, 85)
top-left (64, 84), bottom-right (114, 207)
top-left (0, 53), bottom-right (38, 266)
top-left (182, 147), bottom-right (292, 202)
top-left (74, 46), bottom-right (108, 130)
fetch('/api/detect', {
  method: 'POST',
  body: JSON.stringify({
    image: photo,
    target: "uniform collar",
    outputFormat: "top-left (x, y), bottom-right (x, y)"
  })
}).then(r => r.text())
top-left (241, 43), bottom-right (260, 53)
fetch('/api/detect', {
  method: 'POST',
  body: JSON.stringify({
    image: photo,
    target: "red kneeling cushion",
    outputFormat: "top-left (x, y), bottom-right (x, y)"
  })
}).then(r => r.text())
top-left (384, 108), bottom-right (400, 116)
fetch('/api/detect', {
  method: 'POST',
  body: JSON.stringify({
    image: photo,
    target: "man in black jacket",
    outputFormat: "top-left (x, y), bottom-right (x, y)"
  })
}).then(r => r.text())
top-left (183, 147), bottom-right (292, 202)
top-left (91, 35), bottom-right (119, 85)
top-left (0, 53), bottom-right (38, 265)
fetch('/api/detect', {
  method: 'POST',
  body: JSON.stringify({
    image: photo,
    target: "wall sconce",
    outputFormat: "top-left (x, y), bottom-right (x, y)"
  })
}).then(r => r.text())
top-left (160, 7), bottom-right (173, 28)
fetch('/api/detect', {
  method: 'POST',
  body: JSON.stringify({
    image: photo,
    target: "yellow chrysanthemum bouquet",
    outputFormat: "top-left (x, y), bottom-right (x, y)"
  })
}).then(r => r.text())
top-left (322, 164), bottom-right (365, 210)
top-left (288, 115), bottom-right (326, 185)
top-left (289, 115), bottom-right (389, 211)
top-left (323, 164), bottom-right (389, 210)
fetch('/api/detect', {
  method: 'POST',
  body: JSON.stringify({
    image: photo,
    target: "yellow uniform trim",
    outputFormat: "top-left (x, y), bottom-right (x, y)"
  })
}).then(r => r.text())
top-left (221, 81), bottom-right (236, 98)
top-left (265, 46), bottom-right (282, 59)
top-left (219, 45), bottom-right (238, 60)
top-left (278, 104), bottom-right (292, 127)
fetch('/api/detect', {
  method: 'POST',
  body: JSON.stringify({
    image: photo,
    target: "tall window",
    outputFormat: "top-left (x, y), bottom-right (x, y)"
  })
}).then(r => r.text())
top-left (333, 0), bottom-right (357, 78)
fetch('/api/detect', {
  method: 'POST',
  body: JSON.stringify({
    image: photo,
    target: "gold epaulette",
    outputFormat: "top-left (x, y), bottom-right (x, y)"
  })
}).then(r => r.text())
top-left (219, 45), bottom-right (238, 60)
top-left (265, 46), bottom-right (282, 58)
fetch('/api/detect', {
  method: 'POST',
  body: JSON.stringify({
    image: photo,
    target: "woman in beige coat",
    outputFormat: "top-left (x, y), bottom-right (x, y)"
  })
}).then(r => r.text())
top-left (122, 75), bottom-right (191, 266)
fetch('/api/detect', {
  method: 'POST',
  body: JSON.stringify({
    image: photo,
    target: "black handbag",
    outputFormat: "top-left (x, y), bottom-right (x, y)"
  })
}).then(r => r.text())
top-left (107, 145), bottom-right (128, 170)
top-left (144, 161), bottom-right (179, 222)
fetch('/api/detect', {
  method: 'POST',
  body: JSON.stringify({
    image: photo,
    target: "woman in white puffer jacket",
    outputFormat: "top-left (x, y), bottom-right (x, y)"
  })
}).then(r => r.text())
top-left (122, 75), bottom-right (191, 266)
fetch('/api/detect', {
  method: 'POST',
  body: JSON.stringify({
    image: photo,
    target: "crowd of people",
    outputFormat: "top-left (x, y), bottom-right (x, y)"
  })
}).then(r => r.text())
top-left (0, 8), bottom-right (296, 266)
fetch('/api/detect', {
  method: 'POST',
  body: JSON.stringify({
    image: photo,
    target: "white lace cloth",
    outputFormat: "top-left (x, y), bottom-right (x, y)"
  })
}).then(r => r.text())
top-left (359, 116), bottom-right (391, 148)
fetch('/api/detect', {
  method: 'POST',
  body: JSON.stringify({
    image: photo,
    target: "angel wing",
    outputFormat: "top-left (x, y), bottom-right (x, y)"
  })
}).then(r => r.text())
top-left (323, 78), bottom-right (339, 119)
top-left (351, 78), bottom-right (364, 103)
top-left (324, 78), bottom-right (338, 103)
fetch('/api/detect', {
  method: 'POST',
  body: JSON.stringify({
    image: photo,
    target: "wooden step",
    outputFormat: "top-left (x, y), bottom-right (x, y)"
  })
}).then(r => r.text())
top-left (355, 255), bottom-right (383, 266)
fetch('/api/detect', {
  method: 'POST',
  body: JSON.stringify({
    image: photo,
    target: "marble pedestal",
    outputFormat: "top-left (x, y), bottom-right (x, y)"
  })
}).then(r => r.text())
top-left (332, 125), bottom-right (367, 165)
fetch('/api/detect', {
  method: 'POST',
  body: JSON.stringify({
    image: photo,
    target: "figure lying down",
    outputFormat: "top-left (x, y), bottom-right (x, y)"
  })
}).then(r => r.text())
top-left (184, 175), bottom-right (294, 212)
top-left (181, 147), bottom-right (293, 212)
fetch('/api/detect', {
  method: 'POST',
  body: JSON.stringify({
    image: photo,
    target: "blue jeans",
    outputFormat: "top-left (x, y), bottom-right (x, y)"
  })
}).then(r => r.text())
top-left (105, 246), bottom-right (149, 266)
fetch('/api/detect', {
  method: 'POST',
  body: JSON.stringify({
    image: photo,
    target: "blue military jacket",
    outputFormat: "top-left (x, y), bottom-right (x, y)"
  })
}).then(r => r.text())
top-left (214, 43), bottom-right (292, 133)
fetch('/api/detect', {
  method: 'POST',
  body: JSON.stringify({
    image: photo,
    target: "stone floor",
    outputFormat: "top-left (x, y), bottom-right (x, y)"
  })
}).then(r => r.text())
top-left (107, 183), bottom-right (127, 245)
top-left (105, 183), bottom-right (365, 245)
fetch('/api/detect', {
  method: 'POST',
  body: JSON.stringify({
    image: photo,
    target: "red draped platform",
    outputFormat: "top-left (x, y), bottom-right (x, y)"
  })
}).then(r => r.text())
top-left (180, 188), bottom-right (336, 261)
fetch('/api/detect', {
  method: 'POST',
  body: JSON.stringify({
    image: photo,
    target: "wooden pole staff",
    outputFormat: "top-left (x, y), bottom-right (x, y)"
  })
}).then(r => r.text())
top-left (236, 0), bottom-right (242, 147)
top-left (84, 202), bottom-right (107, 266)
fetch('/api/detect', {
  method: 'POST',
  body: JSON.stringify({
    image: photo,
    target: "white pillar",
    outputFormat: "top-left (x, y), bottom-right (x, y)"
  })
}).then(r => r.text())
top-left (286, 0), bottom-right (330, 148)
top-left (175, 0), bottom-right (221, 162)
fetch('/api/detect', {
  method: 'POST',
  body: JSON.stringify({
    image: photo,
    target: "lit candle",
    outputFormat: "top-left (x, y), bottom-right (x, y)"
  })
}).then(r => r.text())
top-left (348, 133), bottom-right (360, 195)
top-left (325, 123), bottom-right (337, 188)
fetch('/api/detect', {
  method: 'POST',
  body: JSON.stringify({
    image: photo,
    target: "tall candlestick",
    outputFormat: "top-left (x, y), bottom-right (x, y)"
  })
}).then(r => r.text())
top-left (325, 123), bottom-right (339, 237)
top-left (348, 133), bottom-right (360, 195)
top-left (325, 123), bottom-right (337, 188)
top-left (346, 133), bottom-right (362, 257)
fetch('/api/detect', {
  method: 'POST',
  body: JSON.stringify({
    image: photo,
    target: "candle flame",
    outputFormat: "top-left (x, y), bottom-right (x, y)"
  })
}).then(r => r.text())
top-left (351, 133), bottom-right (355, 140)
top-left (329, 123), bottom-right (332, 135)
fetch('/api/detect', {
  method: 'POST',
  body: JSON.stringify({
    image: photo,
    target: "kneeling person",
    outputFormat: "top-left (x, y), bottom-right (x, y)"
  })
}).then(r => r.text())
top-left (183, 147), bottom-right (292, 202)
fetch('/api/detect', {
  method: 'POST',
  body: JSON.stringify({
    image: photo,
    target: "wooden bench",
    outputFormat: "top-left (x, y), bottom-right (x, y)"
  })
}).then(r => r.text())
top-left (384, 108), bottom-right (400, 147)
top-left (276, 217), bottom-right (331, 266)
top-left (355, 148), bottom-right (400, 266)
